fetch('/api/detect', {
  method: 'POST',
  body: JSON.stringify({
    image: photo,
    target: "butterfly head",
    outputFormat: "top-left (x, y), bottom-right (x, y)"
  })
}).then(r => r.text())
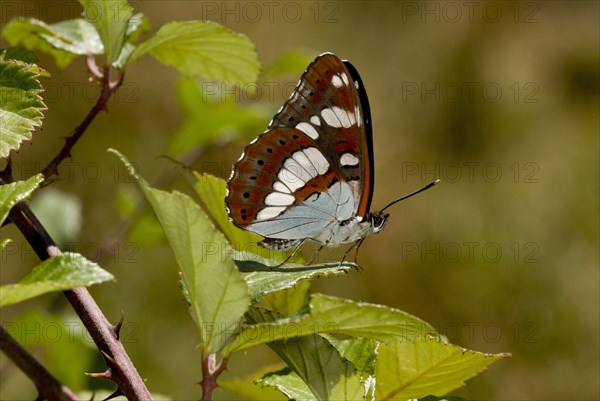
top-left (365, 211), bottom-right (390, 234)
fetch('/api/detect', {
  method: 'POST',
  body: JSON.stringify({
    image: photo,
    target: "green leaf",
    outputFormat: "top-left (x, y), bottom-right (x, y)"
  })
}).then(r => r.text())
top-left (0, 59), bottom-right (46, 158)
top-left (223, 294), bottom-right (436, 355)
top-left (183, 172), bottom-right (296, 263)
top-left (249, 308), bottom-right (365, 401)
top-left (40, 19), bottom-right (103, 55)
top-left (110, 149), bottom-right (251, 354)
top-left (79, 0), bottom-right (133, 63)
top-left (419, 396), bottom-right (472, 401)
top-left (0, 252), bottom-right (114, 307)
top-left (129, 21), bottom-right (260, 84)
top-left (237, 252), bottom-right (355, 303)
top-left (170, 78), bottom-right (268, 155)
top-left (262, 49), bottom-right (317, 80)
top-left (328, 337), bottom-right (378, 376)
top-left (185, 172), bottom-right (263, 252)
top-left (256, 368), bottom-right (315, 401)
top-left (112, 13), bottom-right (150, 69)
top-left (259, 278), bottom-right (311, 317)
top-left (218, 365), bottom-right (288, 401)
top-left (0, 174), bottom-right (43, 224)
top-left (0, 47), bottom-right (37, 64)
top-left (1, 18), bottom-right (78, 68)
top-left (375, 336), bottom-right (510, 400)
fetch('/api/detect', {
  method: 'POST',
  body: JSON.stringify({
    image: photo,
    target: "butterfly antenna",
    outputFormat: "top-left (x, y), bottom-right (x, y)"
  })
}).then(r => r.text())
top-left (380, 179), bottom-right (441, 213)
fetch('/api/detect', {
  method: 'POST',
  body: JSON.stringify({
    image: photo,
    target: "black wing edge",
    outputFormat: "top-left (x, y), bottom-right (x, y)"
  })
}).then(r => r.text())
top-left (343, 59), bottom-right (375, 214)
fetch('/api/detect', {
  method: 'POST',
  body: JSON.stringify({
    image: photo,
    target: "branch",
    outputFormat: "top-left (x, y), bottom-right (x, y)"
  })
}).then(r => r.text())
top-left (200, 354), bottom-right (228, 401)
top-left (41, 65), bottom-right (124, 180)
top-left (0, 326), bottom-right (80, 401)
top-left (8, 202), bottom-right (152, 400)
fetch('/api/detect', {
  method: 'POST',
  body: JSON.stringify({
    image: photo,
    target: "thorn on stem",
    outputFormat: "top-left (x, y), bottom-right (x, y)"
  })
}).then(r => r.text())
top-left (102, 388), bottom-right (124, 401)
top-left (112, 311), bottom-right (125, 339)
top-left (85, 369), bottom-right (113, 380)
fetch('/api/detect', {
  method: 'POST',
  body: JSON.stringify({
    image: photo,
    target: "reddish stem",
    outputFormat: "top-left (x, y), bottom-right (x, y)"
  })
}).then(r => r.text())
top-left (200, 354), bottom-right (228, 401)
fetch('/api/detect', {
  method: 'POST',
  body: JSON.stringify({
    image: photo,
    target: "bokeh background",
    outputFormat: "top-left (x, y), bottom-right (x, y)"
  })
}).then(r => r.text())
top-left (1, 1), bottom-right (598, 400)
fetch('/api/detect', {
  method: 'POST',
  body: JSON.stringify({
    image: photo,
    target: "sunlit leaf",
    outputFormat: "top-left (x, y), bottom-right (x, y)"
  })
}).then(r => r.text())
top-left (79, 0), bottom-right (133, 62)
top-left (0, 174), bottom-right (43, 224)
top-left (375, 336), bottom-right (510, 400)
top-left (236, 252), bottom-right (355, 302)
top-left (0, 253), bottom-right (114, 307)
top-left (111, 149), bottom-right (250, 353)
top-left (259, 278), bottom-right (311, 317)
top-left (218, 365), bottom-right (288, 401)
top-left (2, 18), bottom-right (78, 68)
top-left (40, 19), bottom-right (103, 55)
top-left (249, 308), bottom-right (365, 401)
top-left (129, 21), bottom-right (260, 84)
top-left (0, 59), bottom-right (46, 158)
top-left (223, 294), bottom-right (436, 355)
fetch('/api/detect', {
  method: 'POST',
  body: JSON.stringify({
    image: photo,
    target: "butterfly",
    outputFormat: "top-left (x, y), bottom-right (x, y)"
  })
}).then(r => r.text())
top-left (225, 53), bottom-right (437, 260)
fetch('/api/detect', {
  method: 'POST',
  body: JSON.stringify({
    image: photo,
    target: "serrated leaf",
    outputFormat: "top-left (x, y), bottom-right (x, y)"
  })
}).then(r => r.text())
top-left (79, 0), bottom-right (133, 63)
top-left (110, 149), bottom-right (250, 354)
top-left (0, 252), bottom-right (114, 307)
top-left (375, 336), bottom-right (510, 400)
top-left (223, 294), bottom-right (436, 355)
top-left (257, 368), bottom-right (315, 401)
top-left (218, 365), bottom-right (288, 401)
top-left (237, 252), bottom-right (355, 303)
top-left (0, 47), bottom-right (37, 64)
top-left (1, 18), bottom-right (78, 68)
top-left (328, 337), bottom-right (378, 377)
top-left (249, 308), bottom-right (365, 401)
top-left (0, 174), bottom-right (43, 224)
top-left (0, 60), bottom-right (46, 158)
top-left (259, 278), bottom-right (311, 317)
top-left (129, 21), bottom-right (259, 84)
top-left (170, 78), bottom-right (268, 155)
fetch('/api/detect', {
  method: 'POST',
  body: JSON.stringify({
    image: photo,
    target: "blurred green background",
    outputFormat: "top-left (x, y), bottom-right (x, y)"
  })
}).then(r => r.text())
top-left (1, 1), bottom-right (598, 400)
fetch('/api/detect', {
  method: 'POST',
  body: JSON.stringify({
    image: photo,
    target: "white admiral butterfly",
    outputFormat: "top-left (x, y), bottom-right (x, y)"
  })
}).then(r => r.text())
top-left (226, 53), bottom-right (437, 260)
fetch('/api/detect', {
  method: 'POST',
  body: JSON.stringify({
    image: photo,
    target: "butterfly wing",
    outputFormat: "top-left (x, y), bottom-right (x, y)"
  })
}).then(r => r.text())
top-left (268, 53), bottom-right (374, 218)
top-left (226, 53), bottom-right (373, 245)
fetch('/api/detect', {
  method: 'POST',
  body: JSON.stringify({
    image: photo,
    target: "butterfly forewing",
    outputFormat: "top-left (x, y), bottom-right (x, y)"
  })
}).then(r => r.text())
top-left (268, 53), bottom-right (374, 217)
top-left (226, 53), bottom-right (374, 245)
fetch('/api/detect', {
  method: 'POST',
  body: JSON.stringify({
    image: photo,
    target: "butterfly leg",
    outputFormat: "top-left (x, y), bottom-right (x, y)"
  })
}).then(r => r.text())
top-left (307, 244), bottom-right (325, 265)
top-left (339, 238), bottom-right (366, 270)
